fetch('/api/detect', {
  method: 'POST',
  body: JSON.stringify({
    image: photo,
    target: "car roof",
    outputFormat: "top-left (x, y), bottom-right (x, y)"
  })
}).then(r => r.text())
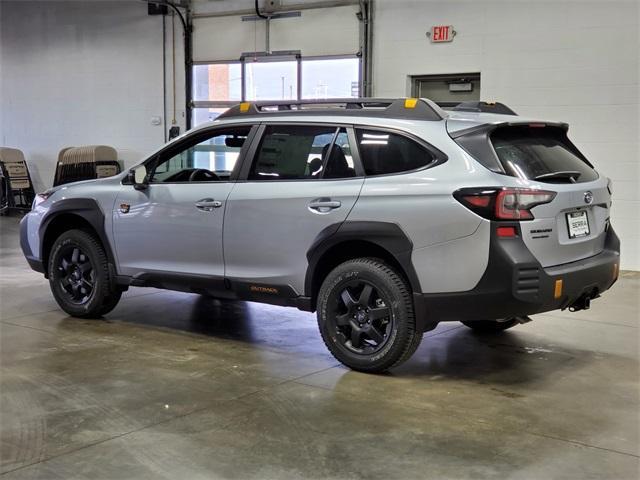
top-left (191, 98), bottom-right (567, 135)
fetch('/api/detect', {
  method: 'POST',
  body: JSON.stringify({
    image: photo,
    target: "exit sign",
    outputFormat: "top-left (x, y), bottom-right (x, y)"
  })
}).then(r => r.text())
top-left (428, 25), bottom-right (455, 43)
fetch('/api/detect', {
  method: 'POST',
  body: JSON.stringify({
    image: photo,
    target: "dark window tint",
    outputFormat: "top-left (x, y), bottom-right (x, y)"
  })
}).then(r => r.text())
top-left (356, 129), bottom-right (436, 176)
top-left (250, 125), bottom-right (355, 180)
top-left (323, 130), bottom-right (356, 179)
top-left (491, 127), bottom-right (598, 183)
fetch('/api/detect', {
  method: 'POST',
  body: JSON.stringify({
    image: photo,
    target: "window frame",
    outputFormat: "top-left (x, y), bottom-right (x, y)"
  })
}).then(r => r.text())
top-left (352, 125), bottom-right (448, 178)
top-left (142, 124), bottom-right (259, 185)
top-left (237, 122), bottom-right (365, 182)
top-left (191, 54), bottom-right (362, 126)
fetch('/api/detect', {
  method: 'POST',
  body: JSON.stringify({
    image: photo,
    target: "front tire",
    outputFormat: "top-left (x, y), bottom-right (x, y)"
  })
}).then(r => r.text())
top-left (48, 229), bottom-right (121, 318)
top-left (461, 318), bottom-right (519, 333)
top-left (317, 258), bottom-right (421, 373)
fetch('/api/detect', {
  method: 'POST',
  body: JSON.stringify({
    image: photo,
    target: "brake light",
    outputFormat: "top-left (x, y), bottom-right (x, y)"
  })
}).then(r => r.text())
top-left (454, 187), bottom-right (556, 221)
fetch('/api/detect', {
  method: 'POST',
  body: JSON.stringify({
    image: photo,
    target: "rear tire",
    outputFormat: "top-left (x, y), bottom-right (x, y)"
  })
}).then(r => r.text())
top-left (461, 318), bottom-right (519, 333)
top-left (48, 229), bottom-right (122, 318)
top-left (317, 258), bottom-right (421, 373)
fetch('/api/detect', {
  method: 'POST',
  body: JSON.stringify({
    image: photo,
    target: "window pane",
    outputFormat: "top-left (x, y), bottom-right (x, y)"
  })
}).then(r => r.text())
top-left (245, 61), bottom-right (297, 101)
top-left (193, 64), bottom-right (242, 101)
top-left (491, 126), bottom-right (598, 183)
top-left (249, 125), bottom-right (337, 180)
top-left (192, 107), bottom-right (229, 127)
top-left (302, 58), bottom-right (360, 100)
top-left (152, 127), bottom-right (250, 183)
top-left (356, 129), bottom-right (435, 176)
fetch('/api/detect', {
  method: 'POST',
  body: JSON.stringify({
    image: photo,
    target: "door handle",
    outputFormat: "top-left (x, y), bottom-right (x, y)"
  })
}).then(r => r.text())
top-left (308, 198), bottom-right (342, 213)
top-left (195, 198), bottom-right (223, 212)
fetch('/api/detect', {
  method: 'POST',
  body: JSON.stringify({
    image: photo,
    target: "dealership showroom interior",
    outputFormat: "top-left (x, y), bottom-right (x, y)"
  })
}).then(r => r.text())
top-left (0, 0), bottom-right (639, 478)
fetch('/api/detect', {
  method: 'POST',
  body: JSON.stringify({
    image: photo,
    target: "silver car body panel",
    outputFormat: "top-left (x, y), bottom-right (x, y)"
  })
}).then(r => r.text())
top-left (112, 181), bottom-right (234, 277)
top-left (224, 178), bottom-right (364, 294)
top-left (22, 106), bottom-right (613, 297)
top-left (23, 175), bottom-right (124, 262)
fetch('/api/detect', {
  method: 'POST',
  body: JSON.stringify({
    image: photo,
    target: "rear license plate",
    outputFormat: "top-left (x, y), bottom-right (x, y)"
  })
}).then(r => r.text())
top-left (566, 210), bottom-right (590, 238)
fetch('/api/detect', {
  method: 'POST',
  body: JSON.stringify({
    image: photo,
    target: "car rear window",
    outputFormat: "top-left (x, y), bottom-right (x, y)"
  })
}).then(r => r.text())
top-left (356, 129), bottom-right (437, 176)
top-left (490, 126), bottom-right (598, 183)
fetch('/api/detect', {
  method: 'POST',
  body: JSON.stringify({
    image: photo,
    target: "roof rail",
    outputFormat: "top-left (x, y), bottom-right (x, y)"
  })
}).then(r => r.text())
top-left (451, 101), bottom-right (517, 116)
top-left (217, 98), bottom-right (443, 121)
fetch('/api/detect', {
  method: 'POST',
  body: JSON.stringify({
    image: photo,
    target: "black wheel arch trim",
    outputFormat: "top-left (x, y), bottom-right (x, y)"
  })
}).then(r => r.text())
top-left (305, 221), bottom-right (420, 294)
top-left (39, 198), bottom-right (117, 277)
top-left (304, 221), bottom-right (435, 332)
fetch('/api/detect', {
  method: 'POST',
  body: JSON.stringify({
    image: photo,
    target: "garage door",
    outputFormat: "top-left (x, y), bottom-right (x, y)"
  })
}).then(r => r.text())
top-left (192, 5), bottom-right (361, 61)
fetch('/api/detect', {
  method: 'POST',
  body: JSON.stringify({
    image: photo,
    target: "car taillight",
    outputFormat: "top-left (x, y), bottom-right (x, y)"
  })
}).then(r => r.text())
top-left (454, 187), bottom-right (556, 221)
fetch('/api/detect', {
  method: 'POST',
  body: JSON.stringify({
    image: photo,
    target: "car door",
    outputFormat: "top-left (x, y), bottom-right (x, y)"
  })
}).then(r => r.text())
top-left (112, 125), bottom-right (255, 278)
top-left (223, 123), bottom-right (365, 294)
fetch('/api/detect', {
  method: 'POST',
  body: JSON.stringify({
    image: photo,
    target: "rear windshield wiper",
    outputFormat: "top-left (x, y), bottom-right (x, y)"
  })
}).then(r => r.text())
top-left (533, 171), bottom-right (582, 182)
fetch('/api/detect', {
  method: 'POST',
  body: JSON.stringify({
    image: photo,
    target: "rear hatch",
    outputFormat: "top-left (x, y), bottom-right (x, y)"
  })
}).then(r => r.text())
top-left (451, 122), bottom-right (611, 268)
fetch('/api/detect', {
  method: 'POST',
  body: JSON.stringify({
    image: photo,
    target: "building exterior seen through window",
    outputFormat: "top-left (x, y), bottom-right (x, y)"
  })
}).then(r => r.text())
top-left (192, 57), bottom-right (360, 127)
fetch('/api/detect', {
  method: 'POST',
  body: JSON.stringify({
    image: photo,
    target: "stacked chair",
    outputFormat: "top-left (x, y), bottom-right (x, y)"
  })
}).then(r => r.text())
top-left (0, 168), bottom-right (8, 215)
top-left (54, 145), bottom-right (121, 186)
top-left (0, 147), bottom-right (36, 213)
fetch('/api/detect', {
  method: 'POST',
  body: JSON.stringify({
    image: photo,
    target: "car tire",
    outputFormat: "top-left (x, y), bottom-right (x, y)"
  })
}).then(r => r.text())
top-left (317, 258), bottom-right (421, 373)
top-left (48, 229), bottom-right (122, 318)
top-left (461, 318), bottom-right (519, 333)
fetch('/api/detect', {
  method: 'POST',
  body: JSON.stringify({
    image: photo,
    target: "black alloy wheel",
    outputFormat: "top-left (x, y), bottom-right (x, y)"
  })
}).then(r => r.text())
top-left (57, 245), bottom-right (95, 304)
top-left (329, 280), bottom-right (393, 355)
top-left (48, 229), bottom-right (122, 318)
top-left (317, 258), bottom-right (422, 373)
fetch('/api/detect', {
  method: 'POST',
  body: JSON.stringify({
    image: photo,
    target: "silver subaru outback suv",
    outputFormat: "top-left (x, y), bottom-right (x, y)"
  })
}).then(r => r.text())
top-left (20, 98), bottom-right (620, 372)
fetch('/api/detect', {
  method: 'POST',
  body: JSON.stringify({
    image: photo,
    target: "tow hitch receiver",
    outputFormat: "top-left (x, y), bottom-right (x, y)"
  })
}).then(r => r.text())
top-left (568, 290), bottom-right (599, 312)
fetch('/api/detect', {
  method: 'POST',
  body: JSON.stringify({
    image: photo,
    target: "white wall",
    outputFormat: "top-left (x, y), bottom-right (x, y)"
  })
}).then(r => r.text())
top-left (373, 0), bottom-right (639, 270)
top-left (192, 4), bottom-right (360, 61)
top-left (0, 1), bottom-right (166, 192)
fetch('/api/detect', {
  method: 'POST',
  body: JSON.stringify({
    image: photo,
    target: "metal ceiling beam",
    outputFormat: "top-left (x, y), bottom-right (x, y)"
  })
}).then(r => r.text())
top-left (192, 0), bottom-right (360, 19)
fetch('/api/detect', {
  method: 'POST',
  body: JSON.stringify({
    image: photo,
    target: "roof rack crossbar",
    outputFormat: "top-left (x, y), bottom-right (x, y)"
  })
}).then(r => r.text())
top-left (217, 98), bottom-right (443, 121)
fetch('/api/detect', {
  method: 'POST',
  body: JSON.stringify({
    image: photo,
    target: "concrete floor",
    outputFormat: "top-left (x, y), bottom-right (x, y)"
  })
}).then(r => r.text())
top-left (0, 215), bottom-right (638, 480)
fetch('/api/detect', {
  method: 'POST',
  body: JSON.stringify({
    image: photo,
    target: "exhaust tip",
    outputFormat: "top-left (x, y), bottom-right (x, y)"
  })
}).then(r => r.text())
top-left (514, 316), bottom-right (532, 324)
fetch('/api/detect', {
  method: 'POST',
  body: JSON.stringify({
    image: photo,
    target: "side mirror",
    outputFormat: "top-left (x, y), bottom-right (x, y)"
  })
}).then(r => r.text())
top-left (129, 165), bottom-right (149, 190)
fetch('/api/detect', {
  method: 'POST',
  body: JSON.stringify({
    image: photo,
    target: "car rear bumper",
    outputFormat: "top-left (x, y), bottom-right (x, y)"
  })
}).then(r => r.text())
top-left (415, 223), bottom-right (620, 324)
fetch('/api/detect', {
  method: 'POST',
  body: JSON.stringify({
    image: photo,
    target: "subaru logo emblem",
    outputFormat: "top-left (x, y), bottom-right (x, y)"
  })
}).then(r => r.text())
top-left (584, 191), bottom-right (593, 204)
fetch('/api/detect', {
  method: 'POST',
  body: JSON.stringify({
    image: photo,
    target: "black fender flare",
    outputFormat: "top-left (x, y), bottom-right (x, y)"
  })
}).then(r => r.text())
top-left (304, 221), bottom-right (433, 332)
top-left (39, 198), bottom-right (117, 271)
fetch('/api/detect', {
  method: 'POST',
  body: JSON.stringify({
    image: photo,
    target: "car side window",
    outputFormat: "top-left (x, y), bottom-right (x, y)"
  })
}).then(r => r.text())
top-left (248, 125), bottom-right (356, 181)
top-left (355, 129), bottom-right (436, 176)
top-left (151, 126), bottom-right (251, 183)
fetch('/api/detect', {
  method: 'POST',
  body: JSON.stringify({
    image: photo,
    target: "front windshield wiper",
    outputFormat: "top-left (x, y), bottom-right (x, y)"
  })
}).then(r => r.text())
top-left (534, 171), bottom-right (582, 183)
